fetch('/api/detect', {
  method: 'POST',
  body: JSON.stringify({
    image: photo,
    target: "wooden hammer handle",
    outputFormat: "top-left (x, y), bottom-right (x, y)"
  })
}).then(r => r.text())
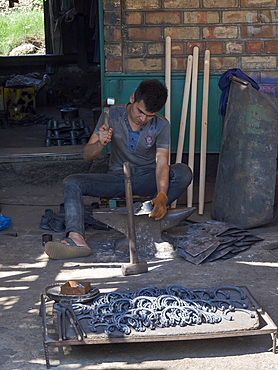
top-left (123, 162), bottom-right (139, 264)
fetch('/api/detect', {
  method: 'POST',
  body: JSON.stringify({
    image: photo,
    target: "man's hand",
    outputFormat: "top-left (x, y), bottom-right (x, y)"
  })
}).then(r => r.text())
top-left (98, 123), bottom-right (113, 146)
top-left (150, 192), bottom-right (168, 220)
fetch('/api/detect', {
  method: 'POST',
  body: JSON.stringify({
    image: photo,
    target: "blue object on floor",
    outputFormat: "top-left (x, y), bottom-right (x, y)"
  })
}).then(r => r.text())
top-left (0, 214), bottom-right (11, 230)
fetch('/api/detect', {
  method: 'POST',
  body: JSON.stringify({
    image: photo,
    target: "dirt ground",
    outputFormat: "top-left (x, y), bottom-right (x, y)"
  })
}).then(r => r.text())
top-left (0, 183), bottom-right (277, 369)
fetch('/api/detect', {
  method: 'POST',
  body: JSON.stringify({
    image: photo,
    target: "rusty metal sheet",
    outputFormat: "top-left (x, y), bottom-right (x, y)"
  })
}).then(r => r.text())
top-left (211, 79), bottom-right (278, 228)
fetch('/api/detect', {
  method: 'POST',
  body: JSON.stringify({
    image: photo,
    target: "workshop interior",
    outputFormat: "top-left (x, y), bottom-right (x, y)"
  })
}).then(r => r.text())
top-left (0, 1), bottom-right (278, 369)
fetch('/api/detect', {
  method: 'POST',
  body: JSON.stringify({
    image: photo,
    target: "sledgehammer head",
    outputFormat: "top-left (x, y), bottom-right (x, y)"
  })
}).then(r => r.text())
top-left (121, 260), bottom-right (148, 276)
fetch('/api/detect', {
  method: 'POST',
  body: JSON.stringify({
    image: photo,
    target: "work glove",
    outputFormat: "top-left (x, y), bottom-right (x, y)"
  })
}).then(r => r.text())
top-left (150, 192), bottom-right (168, 220)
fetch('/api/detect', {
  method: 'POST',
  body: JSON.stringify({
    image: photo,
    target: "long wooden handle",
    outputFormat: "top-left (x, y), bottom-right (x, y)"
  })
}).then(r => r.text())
top-left (176, 55), bottom-right (193, 164)
top-left (171, 54), bottom-right (193, 209)
top-left (187, 46), bottom-right (199, 207)
top-left (198, 50), bottom-right (210, 215)
top-left (165, 36), bottom-right (171, 164)
top-left (123, 162), bottom-right (139, 264)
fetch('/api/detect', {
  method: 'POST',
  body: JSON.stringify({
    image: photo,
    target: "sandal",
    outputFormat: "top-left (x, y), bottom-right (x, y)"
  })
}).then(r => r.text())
top-left (44, 237), bottom-right (91, 260)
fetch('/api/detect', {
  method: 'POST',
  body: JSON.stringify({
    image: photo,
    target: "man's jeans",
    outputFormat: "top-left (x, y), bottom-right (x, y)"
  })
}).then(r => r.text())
top-left (63, 163), bottom-right (192, 237)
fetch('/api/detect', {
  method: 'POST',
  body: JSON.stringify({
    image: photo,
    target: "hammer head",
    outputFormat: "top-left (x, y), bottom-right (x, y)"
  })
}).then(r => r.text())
top-left (102, 97), bottom-right (115, 108)
top-left (121, 260), bottom-right (148, 276)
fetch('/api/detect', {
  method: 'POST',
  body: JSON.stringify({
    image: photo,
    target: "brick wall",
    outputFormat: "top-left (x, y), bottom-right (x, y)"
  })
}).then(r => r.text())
top-left (103, 0), bottom-right (278, 85)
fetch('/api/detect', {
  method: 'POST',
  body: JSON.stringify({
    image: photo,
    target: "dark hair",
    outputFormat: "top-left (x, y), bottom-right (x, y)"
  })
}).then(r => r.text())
top-left (134, 79), bottom-right (168, 113)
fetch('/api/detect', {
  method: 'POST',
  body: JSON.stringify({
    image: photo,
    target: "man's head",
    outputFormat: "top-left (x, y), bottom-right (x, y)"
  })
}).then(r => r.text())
top-left (133, 79), bottom-right (168, 113)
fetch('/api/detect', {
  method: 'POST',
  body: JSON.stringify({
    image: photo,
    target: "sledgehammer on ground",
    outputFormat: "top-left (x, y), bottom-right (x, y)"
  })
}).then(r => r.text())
top-left (121, 162), bottom-right (148, 276)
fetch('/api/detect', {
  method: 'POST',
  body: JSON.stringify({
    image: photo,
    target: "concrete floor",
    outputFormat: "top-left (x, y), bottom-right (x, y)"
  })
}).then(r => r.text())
top-left (0, 182), bottom-right (278, 370)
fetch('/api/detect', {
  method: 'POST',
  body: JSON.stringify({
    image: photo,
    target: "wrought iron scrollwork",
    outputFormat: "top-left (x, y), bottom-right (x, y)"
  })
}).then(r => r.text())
top-left (72, 286), bottom-right (254, 335)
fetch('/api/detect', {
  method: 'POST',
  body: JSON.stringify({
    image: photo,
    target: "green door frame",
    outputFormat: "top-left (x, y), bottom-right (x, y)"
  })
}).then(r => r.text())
top-left (98, 0), bottom-right (105, 104)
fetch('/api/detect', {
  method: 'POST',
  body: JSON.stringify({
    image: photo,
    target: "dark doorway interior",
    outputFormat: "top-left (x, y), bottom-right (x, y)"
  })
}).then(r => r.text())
top-left (0, 0), bottom-right (101, 151)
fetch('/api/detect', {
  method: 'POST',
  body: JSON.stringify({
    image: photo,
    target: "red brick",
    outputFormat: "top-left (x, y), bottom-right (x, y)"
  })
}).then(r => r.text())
top-left (171, 57), bottom-right (187, 71)
top-left (260, 10), bottom-right (278, 23)
top-left (126, 12), bottom-right (142, 25)
top-left (145, 12), bottom-right (181, 24)
top-left (164, 0), bottom-right (195, 8)
top-left (223, 11), bottom-right (257, 23)
top-left (203, 0), bottom-right (238, 7)
top-left (104, 28), bottom-right (121, 42)
top-left (104, 11), bottom-right (121, 26)
top-left (241, 0), bottom-right (276, 7)
top-left (103, 0), bottom-right (121, 10)
top-left (128, 27), bottom-right (161, 41)
top-left (147, 43), bottom-right (164, 55)
top-left (126, 43), bottom-right (144, 56)
top-left (186, 42), bottom-right (203, 54)
top-left (245, 41), bottom-right (262, 53)
top-left (106, 59), bottom-right (123, 72)
top-left (105, 43), bottom-right (122, 57)
top-left (183, 11), bottom-right (219, 24)
top-left (210, 57), bottom-right (238, 70)
top-left (126, 58), bottom-right (162, 72)
top-left (203, 26), bottom-right (237, 39)
top-left (171, 42), bottom-right (184, 54)
top-left (226, 41), bottom-right (243, 54)
top-left (164, 27), bottom-right (199, 40)
top-left (241, 25), bottom-right (276, 38)
top-left (126, 0), bottom-right (160, 10)
top-left (265, 41), bottom-right (278, 54)
top-left (206, 41), bottom-right (223, 54)
top-left (242, 56), bottom-right (276, 69)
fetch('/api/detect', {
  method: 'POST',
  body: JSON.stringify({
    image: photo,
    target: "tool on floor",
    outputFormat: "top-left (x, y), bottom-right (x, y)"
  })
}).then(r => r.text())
top-left (42, 233), bottom-right (52, 247)
top-left (3, 232), bottom-right (17, 237)
top-left (121, 162), bottom-right (148, 276)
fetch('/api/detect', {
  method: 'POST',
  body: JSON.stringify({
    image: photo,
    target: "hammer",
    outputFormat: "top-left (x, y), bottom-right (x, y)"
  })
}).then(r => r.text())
top-left (103, 97), bottom-right (115, 127)
top-left (121, 162), bottom-right (148, 276)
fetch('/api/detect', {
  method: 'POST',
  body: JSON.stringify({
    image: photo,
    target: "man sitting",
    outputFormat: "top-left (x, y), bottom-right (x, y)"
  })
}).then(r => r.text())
top-left (45, 79), bottom-right (192, 260)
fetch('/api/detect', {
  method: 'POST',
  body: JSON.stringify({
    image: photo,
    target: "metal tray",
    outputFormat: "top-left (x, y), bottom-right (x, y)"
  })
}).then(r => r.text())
top-left (45, 283), bottom-right (100, 303)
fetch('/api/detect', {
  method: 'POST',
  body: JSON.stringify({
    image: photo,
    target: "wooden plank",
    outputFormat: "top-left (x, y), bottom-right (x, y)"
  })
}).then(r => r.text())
top-left (187, 46), bottom-right (199, 207)
top-left (171, 54), bottom-right (193, 209)
top-left (198, 50), bottom-right (210, 215)
top-left (165, 36), bottom-right (171, 164)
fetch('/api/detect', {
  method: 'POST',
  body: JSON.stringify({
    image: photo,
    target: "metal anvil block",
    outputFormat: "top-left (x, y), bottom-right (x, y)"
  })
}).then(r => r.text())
top-left (93, 207), bottom-right (195, 257)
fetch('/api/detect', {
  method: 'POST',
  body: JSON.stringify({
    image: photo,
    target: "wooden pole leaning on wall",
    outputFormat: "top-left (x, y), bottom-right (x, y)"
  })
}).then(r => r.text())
top-left (165, 36), bottom-right (171, 164)
top-left (171, 54), bottom-right (193, 209)
top-left (198, 50), bottom-right (211, 215)
top-left (187, 46), bottom-right (199, 208)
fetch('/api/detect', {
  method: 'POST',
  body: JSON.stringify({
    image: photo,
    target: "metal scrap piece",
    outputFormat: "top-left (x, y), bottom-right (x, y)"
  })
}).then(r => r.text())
top-left (111, 201), bottom-right (153, 216)
top-left (175, 221), bottom-right (264, 264)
